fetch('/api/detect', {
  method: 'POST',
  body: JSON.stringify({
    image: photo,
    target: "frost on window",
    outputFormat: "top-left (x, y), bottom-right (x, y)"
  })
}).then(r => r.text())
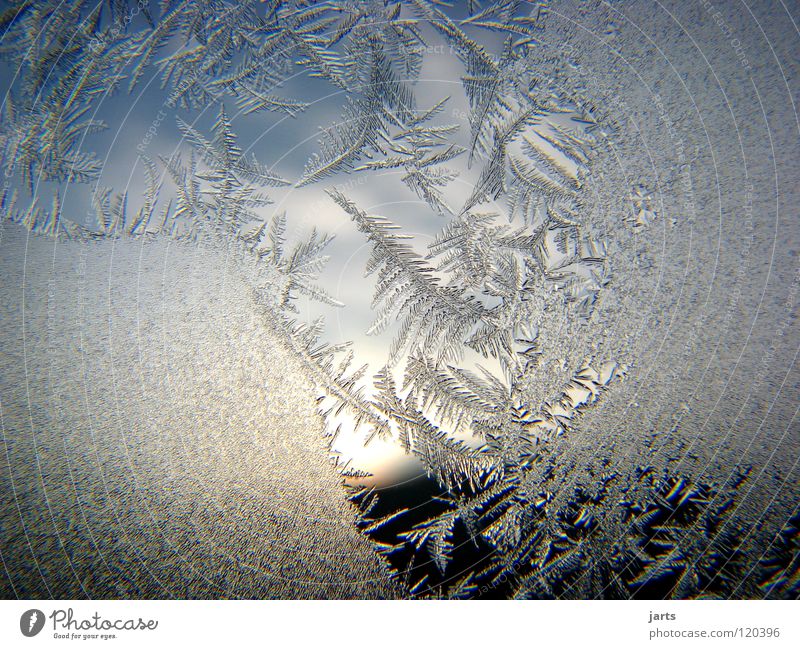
top-left (0, 0), bottom-right (797, 600)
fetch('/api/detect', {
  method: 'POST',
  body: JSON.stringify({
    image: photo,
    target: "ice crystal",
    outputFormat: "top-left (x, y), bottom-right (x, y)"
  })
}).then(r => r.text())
top-left (0, 0), bottom-right (797, 600)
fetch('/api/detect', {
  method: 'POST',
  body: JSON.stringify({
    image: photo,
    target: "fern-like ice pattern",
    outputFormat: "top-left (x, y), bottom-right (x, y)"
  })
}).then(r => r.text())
top-left (0, 0), bottom-right (795, 599)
